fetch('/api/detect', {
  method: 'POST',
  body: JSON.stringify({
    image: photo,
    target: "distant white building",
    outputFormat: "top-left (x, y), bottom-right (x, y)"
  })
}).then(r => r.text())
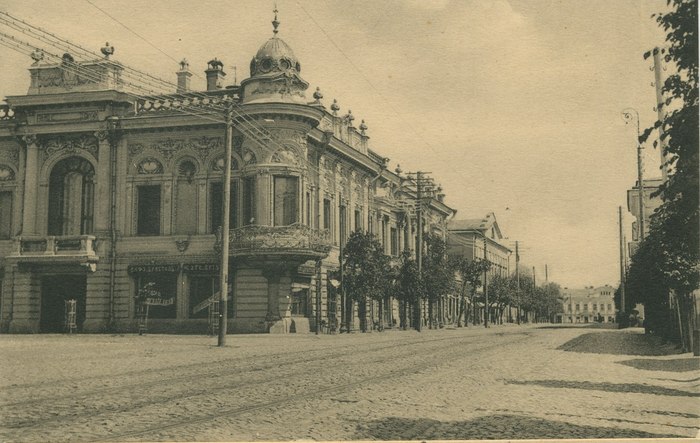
top-left (558, 285), bottom-right (616, 324)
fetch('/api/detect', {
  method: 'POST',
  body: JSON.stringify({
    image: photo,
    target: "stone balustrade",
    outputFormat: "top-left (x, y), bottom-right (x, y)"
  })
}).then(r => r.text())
top-left (9, 235), bottom-right (99, 266)
top-left (135, 93), bottom-right (238, 115)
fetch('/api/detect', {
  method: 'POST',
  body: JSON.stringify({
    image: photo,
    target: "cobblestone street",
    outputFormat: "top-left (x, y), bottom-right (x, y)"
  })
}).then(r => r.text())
top-left (1, 325), bottom-right (698, 442)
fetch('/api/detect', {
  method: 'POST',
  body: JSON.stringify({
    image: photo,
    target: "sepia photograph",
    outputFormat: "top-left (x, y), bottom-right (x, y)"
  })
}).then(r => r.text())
top-left (0, 0), bottom-right (697, 442)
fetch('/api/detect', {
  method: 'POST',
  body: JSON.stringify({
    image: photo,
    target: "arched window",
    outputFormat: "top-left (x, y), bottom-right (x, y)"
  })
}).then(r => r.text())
top-left (48, 157), bottom-right (95, 235)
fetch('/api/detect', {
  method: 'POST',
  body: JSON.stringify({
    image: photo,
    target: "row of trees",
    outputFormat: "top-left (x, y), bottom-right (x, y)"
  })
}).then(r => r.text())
top-left (340, 230), bottom-right (563, 332)
top-left (623, 0), bottom-right (698, 353)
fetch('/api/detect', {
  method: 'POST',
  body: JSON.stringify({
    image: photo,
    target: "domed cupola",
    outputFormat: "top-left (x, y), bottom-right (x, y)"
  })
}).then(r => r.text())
top-left (241, 7), bottom-right (309, 104)
top-left (250, 36), bottom-right (301, 77)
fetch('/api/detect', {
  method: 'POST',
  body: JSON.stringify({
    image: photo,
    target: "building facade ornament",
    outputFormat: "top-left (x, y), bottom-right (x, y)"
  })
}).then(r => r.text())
top-left (42, 134), bottom-right (99, 160)
top-left (137, 158), bottom-right (164, 174)
top-left (0, 165), bottom-right (16, 181)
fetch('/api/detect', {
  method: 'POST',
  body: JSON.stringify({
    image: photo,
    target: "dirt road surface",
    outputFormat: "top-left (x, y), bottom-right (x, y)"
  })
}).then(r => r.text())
top-left (1, 325), bottom-right (698, 441)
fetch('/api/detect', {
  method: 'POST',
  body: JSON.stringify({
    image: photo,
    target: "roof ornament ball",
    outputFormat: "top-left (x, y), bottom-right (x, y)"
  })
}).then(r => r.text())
top-left (359, 119), bottom-right (368, 134)
top-left (312, 86), bottom-right (323, 104)
top-left (30, 48), bottom-right (44, 65)
top-left (101, 42), bottom-right (115, 59)
top-left (395, 164), bottom-right (403, 176)
top-left (331, 99), bottom-right (340, 116)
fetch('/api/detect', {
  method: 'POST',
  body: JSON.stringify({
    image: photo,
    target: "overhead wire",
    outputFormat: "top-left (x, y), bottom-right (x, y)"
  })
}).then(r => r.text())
top-left (0, 11), bottom-right (434, 195)
top-left (294, 1), bottom-right (466, 191)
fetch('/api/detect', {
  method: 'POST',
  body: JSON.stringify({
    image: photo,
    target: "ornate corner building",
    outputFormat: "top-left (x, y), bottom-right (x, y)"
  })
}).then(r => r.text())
top-left (0, 16), bottom-right (455, 334)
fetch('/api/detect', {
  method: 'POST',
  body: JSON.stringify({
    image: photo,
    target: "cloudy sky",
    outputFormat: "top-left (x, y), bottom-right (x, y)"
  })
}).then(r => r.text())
top-left (0, 0), bottom-right (669, 288)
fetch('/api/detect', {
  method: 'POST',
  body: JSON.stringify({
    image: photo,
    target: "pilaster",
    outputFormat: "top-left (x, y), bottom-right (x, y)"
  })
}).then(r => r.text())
top-left (94, 131), bottom-right (110, 233)
top-left (21, 135), bottom-right (39, 235)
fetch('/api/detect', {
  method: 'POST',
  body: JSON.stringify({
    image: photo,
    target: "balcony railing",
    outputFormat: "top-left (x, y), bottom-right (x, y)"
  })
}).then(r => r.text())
top-left (216, 224), bottom-right (332, 259)
top-left (9, 235), bottom-right (99, 266)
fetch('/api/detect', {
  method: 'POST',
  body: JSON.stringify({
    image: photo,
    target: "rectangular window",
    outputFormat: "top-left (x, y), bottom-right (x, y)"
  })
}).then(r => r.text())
top-left (354, 208), bottom-right (362, 232)
top-left (291, 288), bottom-right (308, 316)
top-left (306, 191), bottom-right (311, 227)
top-left (339, 205), bottom-right (347, 248)
top-left (607, 304), bottom-right (612, 311)
top-left (575, 304), bottom-right (580, 312)
top-left (135, 273), bottom-right (177, 319)
top-left (189, 276), bottom-right (218, 319)
top-left (273, 176), bottom-right (298, 226)
top-left (0, 191), bottom-right (12, 239)
top-left (323, 198), bottom-right (331, 231)
top-left (381, 217), bottom-right (387, 252)
top-left (137, 185), bottom-right (161, 235)
top-left (188, 275), bottom-right (232, 319)
top-left (243, 176), bottom-right (256, 225)
top-left (210, 180), bottom-right (238, 233)
top-left (390, 227), bottom-right (398, 256)
top-left (593, 303), bottom-right (598, 311)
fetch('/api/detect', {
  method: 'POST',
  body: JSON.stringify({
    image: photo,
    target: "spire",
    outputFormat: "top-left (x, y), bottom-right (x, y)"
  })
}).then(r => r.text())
top-left (272, 4), bottom-right (280, 35)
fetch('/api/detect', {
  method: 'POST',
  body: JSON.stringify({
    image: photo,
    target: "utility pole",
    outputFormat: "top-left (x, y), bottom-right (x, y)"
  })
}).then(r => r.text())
top-left (405, 171), bottom-right (434, 332)
top-left (545, 264), bottom-right (548, 283)
top-left (532, 266), bottom-right (536, 288)
top-left (515, 241), bottom-right (520, 325)
top-left (618, 206), bottom-right (626, 316)
top-left (415, 171), bottom-right (423, 332)
top-left (483, 232), bottom-right (488, 328)
top-left (218, 103), bottom-right (233, 347)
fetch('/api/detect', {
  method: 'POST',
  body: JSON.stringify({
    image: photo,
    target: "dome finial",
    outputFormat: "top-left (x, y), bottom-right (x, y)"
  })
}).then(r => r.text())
top-left (272, 4), bottom-right (280, 35)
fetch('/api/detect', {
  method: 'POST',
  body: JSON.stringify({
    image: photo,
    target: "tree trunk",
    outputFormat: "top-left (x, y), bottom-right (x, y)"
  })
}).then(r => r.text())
top-left (378, 298), bottom-right (384, 331)
top-left (428, 299), bottom-right (433, 329)
top-left (457, 297), bottom-right (465, 327)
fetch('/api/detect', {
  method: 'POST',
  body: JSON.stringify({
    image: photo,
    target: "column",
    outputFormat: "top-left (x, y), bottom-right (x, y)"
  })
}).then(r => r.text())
top-left (21, 135), bottom-right (39, 235)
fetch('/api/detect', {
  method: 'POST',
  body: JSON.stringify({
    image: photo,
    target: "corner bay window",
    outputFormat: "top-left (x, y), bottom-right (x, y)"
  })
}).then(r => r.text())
top-left (273, 176), bottom-right (298, 226)
top-left (137, 185), bottom-right (161, 236)
top-left (243, 176), bottom-right (256, 225)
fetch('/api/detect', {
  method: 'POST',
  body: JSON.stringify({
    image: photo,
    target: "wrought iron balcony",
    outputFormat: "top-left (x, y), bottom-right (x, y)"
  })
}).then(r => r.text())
top-left (9, 235), bottom-right (99, 268)
top-left (216, 224), bottom-right (332, 260)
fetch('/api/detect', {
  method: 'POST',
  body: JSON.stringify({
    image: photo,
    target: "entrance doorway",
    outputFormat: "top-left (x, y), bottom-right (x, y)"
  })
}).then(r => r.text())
top-left (40, 275), bottom-right (87, 333)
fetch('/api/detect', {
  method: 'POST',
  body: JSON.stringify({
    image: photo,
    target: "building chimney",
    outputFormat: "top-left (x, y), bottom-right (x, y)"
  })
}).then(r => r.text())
top-left (176, 58), bottom-right (192, 93)
top-left (205, 58), bottom-right (226, 91)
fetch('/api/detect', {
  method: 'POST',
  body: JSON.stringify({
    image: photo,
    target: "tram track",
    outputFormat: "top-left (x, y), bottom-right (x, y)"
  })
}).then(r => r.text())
top-left (0, 330), bottom-right (508, 409)
top-left (0, 331), bottom-right (533, 442)
top-left (103, 332), bottom-right (535, 442)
